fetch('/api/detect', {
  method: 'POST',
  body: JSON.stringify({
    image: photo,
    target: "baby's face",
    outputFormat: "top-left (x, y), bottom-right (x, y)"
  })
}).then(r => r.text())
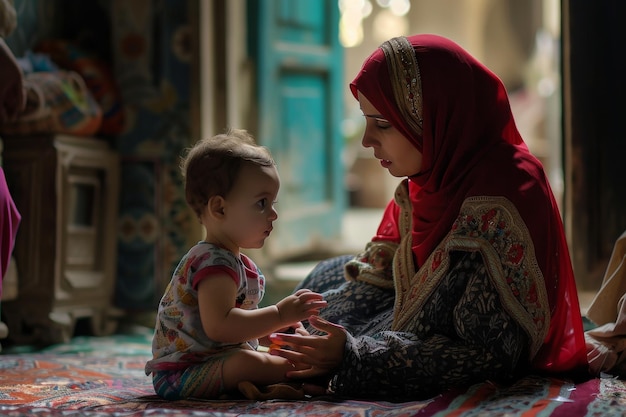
top-left (221, 162), bottom-right (280, 249)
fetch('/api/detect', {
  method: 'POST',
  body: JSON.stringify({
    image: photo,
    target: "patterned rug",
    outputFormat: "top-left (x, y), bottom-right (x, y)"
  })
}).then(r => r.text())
top-left (1, 327), bottom-right (626, 417)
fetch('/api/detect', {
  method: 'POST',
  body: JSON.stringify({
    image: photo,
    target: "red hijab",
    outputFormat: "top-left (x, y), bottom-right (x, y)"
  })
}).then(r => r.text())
top-left (350, 34), bottom-right (587, 373)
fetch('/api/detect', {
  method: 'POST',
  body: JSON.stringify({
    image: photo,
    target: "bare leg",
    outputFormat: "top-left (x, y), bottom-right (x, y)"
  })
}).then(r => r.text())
top-left (221, 348), bottom-right (298, 392)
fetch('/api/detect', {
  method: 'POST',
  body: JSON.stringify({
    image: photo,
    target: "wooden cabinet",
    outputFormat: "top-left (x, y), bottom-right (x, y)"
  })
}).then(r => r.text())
top-left (1, 134), bottom-right (120, 345)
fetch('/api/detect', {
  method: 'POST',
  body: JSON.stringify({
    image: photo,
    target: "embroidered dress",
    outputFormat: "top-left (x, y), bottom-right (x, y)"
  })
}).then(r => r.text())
top-left (299, 183), bottom-right (537, 400)
top-left (145, 242), bottom-right (265, 374)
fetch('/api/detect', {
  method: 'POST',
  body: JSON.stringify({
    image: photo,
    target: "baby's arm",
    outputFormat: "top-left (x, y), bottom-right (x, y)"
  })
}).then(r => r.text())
top-left (197, 273), bottom-right (326, 344)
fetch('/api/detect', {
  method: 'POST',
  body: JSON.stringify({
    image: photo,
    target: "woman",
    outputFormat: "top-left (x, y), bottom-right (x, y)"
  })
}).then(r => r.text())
top-left (268, 34), bottom-right (588, 401)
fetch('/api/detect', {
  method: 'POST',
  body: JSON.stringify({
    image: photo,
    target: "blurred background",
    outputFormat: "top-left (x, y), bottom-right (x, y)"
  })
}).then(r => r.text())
top-left (1, 0), bottom-right (623, 345)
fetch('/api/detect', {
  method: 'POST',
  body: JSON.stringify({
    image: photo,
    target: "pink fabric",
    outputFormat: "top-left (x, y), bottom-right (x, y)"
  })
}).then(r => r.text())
top-left (0, 36), bottom-right (23, 300)
top-left (0, 168), bottom-right (20, 299)
top-left (350, 34), bottom-right (587, 373)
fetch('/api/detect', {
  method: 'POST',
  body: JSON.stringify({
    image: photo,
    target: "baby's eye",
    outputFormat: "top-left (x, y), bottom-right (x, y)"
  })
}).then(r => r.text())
top-left (255, 198), bottom-right (268, 210)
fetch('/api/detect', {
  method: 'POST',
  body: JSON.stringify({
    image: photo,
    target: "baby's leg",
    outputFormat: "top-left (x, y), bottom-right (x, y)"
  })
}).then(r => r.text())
top-left (221, 348), bottom-right (296, 392)
top-left (153, 350), bottom-right (235, 400)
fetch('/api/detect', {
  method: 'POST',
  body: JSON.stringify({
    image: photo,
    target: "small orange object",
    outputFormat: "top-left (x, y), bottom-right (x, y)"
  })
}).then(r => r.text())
top-left (269, 344), bottom-right (281, 350)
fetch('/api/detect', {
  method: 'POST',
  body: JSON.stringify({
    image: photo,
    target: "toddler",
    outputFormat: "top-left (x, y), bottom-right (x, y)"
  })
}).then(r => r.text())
top-left (145, 128), bottom-right (326, 400)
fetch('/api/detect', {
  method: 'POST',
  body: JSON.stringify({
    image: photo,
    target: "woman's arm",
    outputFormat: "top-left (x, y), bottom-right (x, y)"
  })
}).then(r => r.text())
top-left (332, 292), bottom-right (527, 400)
top-left (271, 251), bottom-right (529, 400)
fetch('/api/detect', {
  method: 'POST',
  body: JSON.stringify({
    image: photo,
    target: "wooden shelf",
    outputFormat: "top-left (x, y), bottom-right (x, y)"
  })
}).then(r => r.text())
top-left (1, 134), bottom-right (120, 345)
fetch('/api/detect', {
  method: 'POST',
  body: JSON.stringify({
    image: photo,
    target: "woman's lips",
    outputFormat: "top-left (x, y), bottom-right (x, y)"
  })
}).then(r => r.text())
top-left (380, 159), bottom-right (391, 168)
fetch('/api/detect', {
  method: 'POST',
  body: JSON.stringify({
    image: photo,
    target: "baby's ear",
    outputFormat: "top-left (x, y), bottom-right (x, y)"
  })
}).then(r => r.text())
top-left (207, 195), bottom-right (226, 218)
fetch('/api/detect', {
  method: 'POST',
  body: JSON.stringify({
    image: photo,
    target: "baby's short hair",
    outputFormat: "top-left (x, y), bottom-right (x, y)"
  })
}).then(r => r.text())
top-left (181, 128), bottom-right (275, 218)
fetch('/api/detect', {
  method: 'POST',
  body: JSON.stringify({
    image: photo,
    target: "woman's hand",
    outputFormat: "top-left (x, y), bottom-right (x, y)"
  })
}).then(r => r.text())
top-left (268, 315), bottom-right (347, 379)
top-left (270, 321), bottom-right (310, 338)
top-left (290, 321), bottom-right (310, 336)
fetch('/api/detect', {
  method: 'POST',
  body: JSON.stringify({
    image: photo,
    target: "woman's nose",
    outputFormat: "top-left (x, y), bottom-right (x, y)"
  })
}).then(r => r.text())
top-left (361, 131), bottom-right (374, 148)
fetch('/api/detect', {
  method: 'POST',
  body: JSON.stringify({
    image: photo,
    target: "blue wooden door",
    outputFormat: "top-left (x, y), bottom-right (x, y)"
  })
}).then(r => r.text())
top-left (247, 0), bottom-right (345, 259)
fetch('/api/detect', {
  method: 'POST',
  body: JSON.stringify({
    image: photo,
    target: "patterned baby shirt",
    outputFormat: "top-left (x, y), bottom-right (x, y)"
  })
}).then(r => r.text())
top-left (145, 242), bottom-right (265, 373)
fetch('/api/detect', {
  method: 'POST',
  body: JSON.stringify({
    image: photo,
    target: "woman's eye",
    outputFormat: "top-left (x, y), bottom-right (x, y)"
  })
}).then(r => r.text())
top-left (375, 118), bottom-right (392, 129)
top-left (362, 115), bottom-right (391, 129)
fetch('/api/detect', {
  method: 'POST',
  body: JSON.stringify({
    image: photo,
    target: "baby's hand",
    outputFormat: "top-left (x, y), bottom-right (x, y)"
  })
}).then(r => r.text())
top-left (276, 289), bottom-right (326, 325)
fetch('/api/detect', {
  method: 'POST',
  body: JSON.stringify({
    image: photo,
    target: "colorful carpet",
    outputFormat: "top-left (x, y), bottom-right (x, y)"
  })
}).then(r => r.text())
top-left (1, 328), bottom-right (626, 416)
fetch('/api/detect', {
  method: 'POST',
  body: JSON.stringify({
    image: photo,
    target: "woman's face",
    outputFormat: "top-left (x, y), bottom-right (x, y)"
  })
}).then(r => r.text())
top-left (357, 91), bottom-right (423, 177)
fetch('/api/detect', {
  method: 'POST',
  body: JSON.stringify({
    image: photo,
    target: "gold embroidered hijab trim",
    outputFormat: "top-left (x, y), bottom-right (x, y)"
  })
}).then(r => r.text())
top-left (391, 195), bottom-right (550, 360)
top-left (391, 180), bottom-right (416, 317)
top-left (380, 36), bottom-right (424, 137)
